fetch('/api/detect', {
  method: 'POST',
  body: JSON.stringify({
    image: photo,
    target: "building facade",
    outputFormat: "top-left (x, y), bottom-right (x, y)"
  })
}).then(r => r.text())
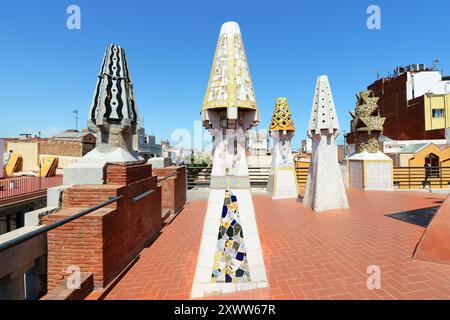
top-left (246, 129), bottom-right (269, 156)
top-left (348, 65), bottom-right (450, 142)
top-left (301, 138), bottom-right (312, 153)
top-left (2, 130), bottom-right (96, 172)
top-left (379, 136), bottom-right (449, 167)
top-left (132, 128), bottom-right (162, 160)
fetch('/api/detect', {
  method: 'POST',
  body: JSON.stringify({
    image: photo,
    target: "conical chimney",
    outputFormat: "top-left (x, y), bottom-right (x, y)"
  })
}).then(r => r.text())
top-left (308, 75), bottom-right (340, 136)
top-left (201, 21), bottom-right (259, 130)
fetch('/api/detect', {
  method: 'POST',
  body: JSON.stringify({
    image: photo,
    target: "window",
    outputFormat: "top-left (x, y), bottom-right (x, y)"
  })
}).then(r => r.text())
top-left (432, 109), bottom-right (445, 118)
top-left (0, 212), bottom-right (23, 236)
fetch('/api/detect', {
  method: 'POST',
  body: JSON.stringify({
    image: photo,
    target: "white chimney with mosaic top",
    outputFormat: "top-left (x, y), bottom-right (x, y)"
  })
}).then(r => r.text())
top-left (192, 22), bottom-right (268, 298)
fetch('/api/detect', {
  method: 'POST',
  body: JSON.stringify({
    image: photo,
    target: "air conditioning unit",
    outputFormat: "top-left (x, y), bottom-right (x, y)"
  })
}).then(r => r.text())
top-left (395, 66), bottom-right (407, 75)
top-left (418, 64), bottom-right (426, 71)
top-left (408, 64), bottom-right (420, 72)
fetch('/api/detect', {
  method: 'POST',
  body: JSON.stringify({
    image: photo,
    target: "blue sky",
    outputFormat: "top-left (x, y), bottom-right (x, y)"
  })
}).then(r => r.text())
top-left (0, 0), bottom-right (449, 149)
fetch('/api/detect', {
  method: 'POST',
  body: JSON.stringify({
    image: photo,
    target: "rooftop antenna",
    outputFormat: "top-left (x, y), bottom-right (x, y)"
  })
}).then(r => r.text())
top-left (432, 59), bottom-right (440, 70)
top-left (72, 109), bottom-right (79, 131)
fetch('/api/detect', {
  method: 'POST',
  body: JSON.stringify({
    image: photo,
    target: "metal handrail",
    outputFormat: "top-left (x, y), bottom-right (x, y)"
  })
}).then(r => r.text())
top-left (132, 190), bottom-right (155, 202)
top-left (0, 195), bottom-right (123, 252)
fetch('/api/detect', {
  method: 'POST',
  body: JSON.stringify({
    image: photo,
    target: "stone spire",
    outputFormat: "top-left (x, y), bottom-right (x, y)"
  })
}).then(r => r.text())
top-left (303, 75), bottom-right (349, 212)
top-left (307, 75), bottom-right (340, 136)
top-left (87, 44), bottom-right (140, 161)
top-left (201, 21), bottom-right (259, 131)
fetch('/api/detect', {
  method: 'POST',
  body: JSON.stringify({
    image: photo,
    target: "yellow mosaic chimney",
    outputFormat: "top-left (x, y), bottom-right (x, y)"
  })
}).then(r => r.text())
top-left (267, 97), bottom-right (297, 199)
top-left (192, 21), bottom-right (268, 299)
top-left (201, 21), bottom-right (259, 129)
top-left (269, 97), bottom-right (295, 132)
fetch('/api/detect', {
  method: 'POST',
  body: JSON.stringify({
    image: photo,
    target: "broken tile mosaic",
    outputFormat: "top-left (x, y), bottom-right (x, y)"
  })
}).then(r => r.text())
top-left (211, 190), bottom-right (251, 283)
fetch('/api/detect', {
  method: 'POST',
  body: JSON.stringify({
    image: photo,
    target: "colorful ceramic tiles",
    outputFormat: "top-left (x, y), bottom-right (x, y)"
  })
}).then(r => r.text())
top-left (211, 190), bottom-right (251, 283)
top-left (210, 177), bottom-right (250, 189)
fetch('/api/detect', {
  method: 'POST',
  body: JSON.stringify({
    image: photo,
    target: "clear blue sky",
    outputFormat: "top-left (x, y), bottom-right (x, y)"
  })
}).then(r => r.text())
top-left (1, 0), bottom-right (449, 149)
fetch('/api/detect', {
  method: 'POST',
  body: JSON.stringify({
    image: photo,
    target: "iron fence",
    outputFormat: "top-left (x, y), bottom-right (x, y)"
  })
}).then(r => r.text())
top-left (0, 176), bottom-right (63, 200)
top-left (187, 166), bottom-right (212, 189)
top-left (187, 166), bottom-right (310, 189)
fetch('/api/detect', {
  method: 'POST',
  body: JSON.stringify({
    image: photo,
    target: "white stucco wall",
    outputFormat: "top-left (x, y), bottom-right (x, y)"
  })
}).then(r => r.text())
top-left (407, 71), bottom-right (450, 101)
top-left (382, 139), bottom-right (447, 153)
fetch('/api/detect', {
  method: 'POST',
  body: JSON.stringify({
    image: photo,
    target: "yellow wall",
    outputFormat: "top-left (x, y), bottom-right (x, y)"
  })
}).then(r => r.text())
top-left (399, 153), bottom-right (414, 167)
top-left (295, 161), bottom-right (310, 168)
top-left (408, 144), bottom-right (450, 167)
top-left (424, 93), bottom-right (450, 131)
top-left (7, 142), bottom-right (40, 172)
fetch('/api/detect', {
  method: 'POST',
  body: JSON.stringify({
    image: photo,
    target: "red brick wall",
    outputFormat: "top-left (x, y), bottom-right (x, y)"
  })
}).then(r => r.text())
top-left (102, 176), bottom-right (161, 285)
top-left (45, 163), bottom-right (162, 291)
top-left (62, 185), bottom-right (120, 208)
top-left (42, 273), bottom-right (94, 300)
top-left (45, 207), bottom-right (110, 290)
top-left (106, 162), bottom-right (152, 185)
top-left (367, 74), bottom-right (445, 140)
top-left (153, 166), bottom-right (186, 214)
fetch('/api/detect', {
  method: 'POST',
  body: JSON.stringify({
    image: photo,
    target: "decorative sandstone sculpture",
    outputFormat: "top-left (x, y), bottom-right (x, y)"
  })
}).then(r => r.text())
top-left (192, 21), bottom-right (268, 298)
top-left (64, 44), bottom-right (142, 185)
top-left (303, 75), bottom-right (349, 212)
top-left (347, 90), bottom-right (393, 191)
top-left (349, 90), bottom-right (385, 153)
top-left (267, 97), bottom-right (298, 199)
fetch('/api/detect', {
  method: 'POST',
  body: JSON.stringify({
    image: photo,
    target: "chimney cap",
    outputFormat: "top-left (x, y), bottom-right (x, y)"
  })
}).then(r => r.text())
top-left (220, 21), bottom-right (241, 35)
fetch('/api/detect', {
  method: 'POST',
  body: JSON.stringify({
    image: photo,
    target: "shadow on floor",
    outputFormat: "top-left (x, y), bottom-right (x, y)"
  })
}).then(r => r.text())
top-left (386, 206), bottom-right (441, 228)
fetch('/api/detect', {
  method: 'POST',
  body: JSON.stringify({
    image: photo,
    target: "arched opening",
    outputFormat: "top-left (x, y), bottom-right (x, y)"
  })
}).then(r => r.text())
top-left (425, 153), bottom-right (440, 177)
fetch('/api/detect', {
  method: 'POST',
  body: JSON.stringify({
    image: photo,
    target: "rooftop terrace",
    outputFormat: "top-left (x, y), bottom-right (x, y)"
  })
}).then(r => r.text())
top-left (92, 189), bottom-right (450, 300)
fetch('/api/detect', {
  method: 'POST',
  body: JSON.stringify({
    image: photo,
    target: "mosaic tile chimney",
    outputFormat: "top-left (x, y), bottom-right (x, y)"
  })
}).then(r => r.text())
top-left (63, 44), bottom-right (143, 185)
top-left (267, 97), bottom-right (298, 199)
top-left (192, 22), bottom-right (268, 298)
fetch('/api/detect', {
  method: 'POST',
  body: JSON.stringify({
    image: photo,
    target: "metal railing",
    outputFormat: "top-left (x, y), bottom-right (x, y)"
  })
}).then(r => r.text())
top-left (0, 195), bottom-right (123, 252)
top-left (248, 167), bottom-right (271, 187)
top-left (187, 166), bottom-right (273, 189)
top-left (187, 165), bottom-right (311, 189)
top-left (187, 166), bottom-right (212, 189)
top-left (0, 176), bottom-right (63, 201)
top-left (393, 166), bottom-right (450, 189)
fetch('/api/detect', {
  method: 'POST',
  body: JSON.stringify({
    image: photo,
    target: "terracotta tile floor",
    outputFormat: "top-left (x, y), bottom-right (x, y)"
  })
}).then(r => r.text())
top-left (102, 189), bottom-right (450, 300)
